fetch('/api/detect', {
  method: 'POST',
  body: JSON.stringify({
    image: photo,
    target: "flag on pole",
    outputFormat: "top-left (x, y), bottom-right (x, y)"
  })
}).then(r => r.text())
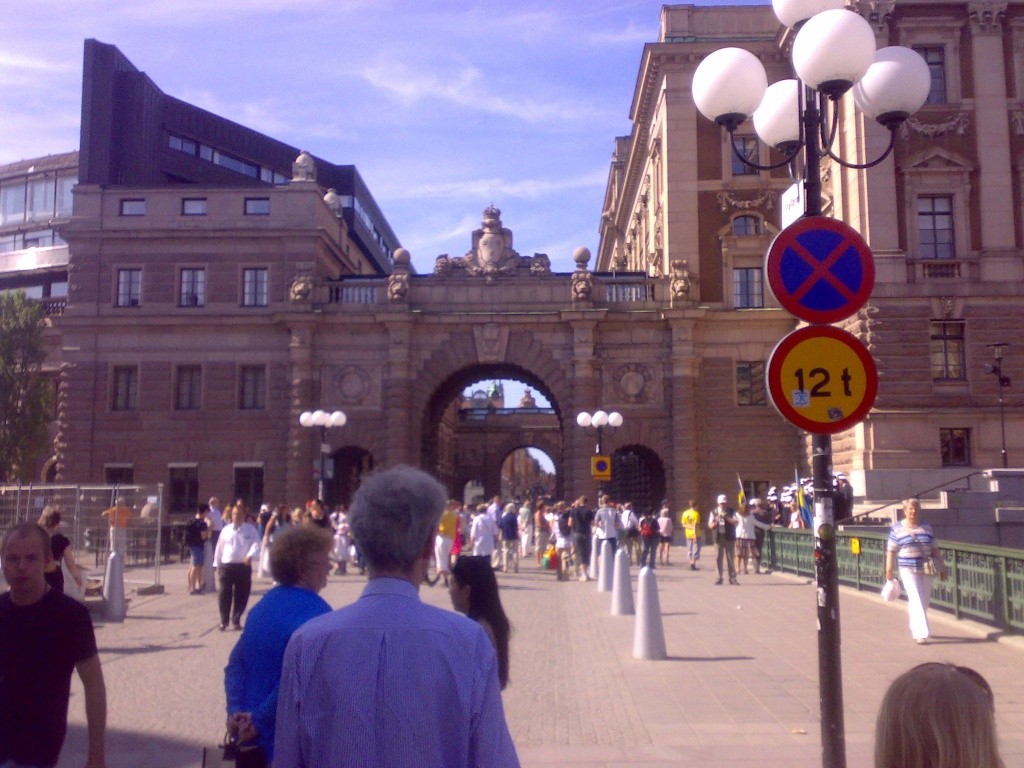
top-left (795, 467), bottom-right (812, 528)
top-left (737, 474), bottom-right (746, 510)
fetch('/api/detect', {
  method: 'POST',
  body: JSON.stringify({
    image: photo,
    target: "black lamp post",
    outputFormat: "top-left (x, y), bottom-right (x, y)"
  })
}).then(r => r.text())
top-left (692, 6), bottom-right (931, 767)
top-left (298, 409), bottom-right (347, 503)
top-left (984, 343), bottom-right (1010, 468)
top-left (577, 410), bottom-right (623, 496)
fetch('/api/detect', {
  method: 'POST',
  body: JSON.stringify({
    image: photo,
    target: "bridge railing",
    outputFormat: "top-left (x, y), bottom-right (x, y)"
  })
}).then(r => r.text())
top-left (762, 528), bottom-right (1024, 634)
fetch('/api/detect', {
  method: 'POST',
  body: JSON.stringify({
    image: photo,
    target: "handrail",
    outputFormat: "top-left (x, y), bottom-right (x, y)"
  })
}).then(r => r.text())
top-left (762, 527), bottom-right (1024, 634)
top-left (841, 470), bottom-right (985, 522)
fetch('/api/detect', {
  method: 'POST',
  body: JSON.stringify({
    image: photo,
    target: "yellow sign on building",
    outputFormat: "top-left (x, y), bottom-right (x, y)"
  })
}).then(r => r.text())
top-left (591, 455), bottom-right (611, 481)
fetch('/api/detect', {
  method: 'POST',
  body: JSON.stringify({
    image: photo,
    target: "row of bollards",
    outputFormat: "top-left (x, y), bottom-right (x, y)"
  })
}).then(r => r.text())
top-left (594, 539), bottom-right (666, 660)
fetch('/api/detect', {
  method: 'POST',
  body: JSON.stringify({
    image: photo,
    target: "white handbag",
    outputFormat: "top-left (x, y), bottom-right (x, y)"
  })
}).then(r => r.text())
top-left (880, 578), bottom-right (902, 602)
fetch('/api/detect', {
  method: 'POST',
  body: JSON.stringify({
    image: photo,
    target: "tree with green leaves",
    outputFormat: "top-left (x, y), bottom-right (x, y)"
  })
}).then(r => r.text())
top-left (0, 291), bottom-right (53, 482)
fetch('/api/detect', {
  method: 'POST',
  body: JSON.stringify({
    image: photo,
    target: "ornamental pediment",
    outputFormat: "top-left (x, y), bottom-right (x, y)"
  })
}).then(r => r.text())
top-left (433, 205), bottom-right (552, 278)
top-left (899, 146), bottom-right (976, 174)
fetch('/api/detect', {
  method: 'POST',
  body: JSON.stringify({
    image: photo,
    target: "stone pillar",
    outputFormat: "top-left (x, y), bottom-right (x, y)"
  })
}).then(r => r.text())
top-left (969, 2), bottom-right (1015, 250)
top-left (667, 313), bottom-right (700, 507)
top-left (286, 322), bottom-right (317, 503)
top-left (383, 316), bottom-right (415, 465)
top-left (567, 316), bottom-right (602, 502)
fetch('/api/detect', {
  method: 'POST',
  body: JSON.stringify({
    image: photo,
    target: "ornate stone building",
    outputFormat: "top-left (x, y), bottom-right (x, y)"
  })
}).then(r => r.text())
top-left (599, 1), bottom-right (1024, 502)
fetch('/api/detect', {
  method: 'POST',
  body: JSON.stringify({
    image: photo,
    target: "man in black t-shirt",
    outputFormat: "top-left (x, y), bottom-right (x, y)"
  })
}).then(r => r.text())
top-left (185, 504), bottom-right (211, 594)
top-left (0, 523), bottom-right (107, 768)
top-left (569, 497), bottom-right (595, 582)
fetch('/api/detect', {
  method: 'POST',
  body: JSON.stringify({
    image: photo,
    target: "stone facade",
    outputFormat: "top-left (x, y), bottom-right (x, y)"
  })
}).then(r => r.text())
top-left (599, 1), bottom-right (1024, 503)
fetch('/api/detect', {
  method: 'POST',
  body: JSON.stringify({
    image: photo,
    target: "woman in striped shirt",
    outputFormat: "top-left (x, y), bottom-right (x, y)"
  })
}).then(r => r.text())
top-left (885, 498), bottom-right (949, 644)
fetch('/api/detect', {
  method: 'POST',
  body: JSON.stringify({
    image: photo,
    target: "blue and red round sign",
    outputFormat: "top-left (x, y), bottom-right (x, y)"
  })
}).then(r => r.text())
top-left (765, 216), bottom-right (874, 324)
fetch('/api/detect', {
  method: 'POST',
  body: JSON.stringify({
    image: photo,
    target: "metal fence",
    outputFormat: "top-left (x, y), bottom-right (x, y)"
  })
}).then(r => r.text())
top-left (763, 528), bottom-right (1024, 634)
top-left (0, 483), bottom-right (177, 593)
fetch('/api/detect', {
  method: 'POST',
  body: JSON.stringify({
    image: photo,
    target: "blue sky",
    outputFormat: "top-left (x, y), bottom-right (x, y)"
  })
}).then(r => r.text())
top-left (0, 0), bottom-right (759, 274)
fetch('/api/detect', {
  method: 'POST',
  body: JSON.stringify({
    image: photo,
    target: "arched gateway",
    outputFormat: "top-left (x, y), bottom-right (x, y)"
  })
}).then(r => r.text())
top-left (282, 206), bottom-right (800, 510)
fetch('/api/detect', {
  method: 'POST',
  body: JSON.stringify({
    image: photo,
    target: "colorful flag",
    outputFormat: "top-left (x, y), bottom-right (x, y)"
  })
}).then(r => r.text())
top-left (795, 468), bottom-right (812, 528)
top-left (737, 474), bottom-right (746, 510)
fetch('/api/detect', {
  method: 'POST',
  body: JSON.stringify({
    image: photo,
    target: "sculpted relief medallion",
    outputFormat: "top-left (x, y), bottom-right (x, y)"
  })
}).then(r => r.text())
top-left (614, 363), bottom-right (653, 403)
top-left (334, 366), bottom-right (371, 405)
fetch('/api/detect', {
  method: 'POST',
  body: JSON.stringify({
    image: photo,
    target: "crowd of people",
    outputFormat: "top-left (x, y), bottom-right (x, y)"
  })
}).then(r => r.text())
top-left (0, 468), bottom-right (1007, 768)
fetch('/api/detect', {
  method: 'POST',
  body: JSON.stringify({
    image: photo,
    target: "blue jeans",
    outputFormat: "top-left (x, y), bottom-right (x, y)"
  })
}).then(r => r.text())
top-left (641, 539), bottom-right (658, 569)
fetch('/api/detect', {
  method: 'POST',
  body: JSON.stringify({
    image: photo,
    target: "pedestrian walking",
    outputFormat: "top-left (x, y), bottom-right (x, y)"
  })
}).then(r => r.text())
top-left (885, 498), bottom-right (948, 644)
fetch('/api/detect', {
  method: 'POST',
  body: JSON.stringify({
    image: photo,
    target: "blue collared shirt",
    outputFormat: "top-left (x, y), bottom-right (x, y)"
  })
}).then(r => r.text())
top-left (274, 577), bottom-right (519, 768)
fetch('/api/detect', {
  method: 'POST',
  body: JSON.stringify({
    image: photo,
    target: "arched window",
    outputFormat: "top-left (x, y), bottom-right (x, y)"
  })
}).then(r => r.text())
top-left (732, 215), bottom-right (761, 236)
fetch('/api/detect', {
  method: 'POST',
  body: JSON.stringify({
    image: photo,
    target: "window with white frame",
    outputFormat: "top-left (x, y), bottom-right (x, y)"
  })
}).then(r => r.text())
top-left (116, 268), bottom-right (141, 307)
top-left (930, 321), bottom-right (965, 380)
top-left (181, 198), bottom-right (208, 216)
top-left (239, 365), bottom-right (266, 410)
top-left (736, 361), bottom-right (767, 405)
top-left (175, 365), bottom-right (202, 411)
top-left (732, 215), bottom-right (762, 236)
top-left (913, 46), bottom-right (947, 104)
top-left (918, 196), bottom-right (954, 259)
top-left (731, 137), bottom-right (760, 176)
top-left (733, 267), bottom-right (764, 309)
top-left (111, 366), bottom-right (138, 411)
top-left (179, 268), bottom-right (206, 307)
top-left (242, 268), bottom-right (268, 307)
top-left (119, 198), bottom-right (146, 216)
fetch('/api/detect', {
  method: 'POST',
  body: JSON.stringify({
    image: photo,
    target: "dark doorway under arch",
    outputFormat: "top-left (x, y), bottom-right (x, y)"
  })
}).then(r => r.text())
top-left (607, 444), bottom-right (666, 515)
top-left (327, 446), bottom-right (375, 508)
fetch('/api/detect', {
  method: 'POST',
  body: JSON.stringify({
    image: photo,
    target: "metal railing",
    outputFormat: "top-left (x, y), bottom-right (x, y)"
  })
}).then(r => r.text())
top-left (763, 528), bottom-right (1024, 634)
top-left (0, 483), bottom-right (173, 593)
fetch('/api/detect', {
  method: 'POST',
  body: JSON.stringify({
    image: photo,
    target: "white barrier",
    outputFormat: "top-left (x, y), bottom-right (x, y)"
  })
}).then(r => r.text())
top-left (632, 566), bottom-right (666, 660)
top-left (597, 539), bottom-right (614, 592)
top-left (611, 548), bottom-right (635, 615)
top-left (102, 550), bottom-right (126, 622)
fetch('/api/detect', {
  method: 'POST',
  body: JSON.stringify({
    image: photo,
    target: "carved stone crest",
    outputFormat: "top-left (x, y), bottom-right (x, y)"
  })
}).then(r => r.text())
top-left (386, 248), bottom-right (412, 303)
top-left (473, 323), bottom-right (509, 363)
top-left (430, 206), bottom-right (552, 278)
top-left (670, 259), bottom-right (691, 301)
top-left (289, 265), bottom-right (313, 303)
top-left (614, 363), bottom-right (653, 403)
top-left (570, 246), bottom-right (593, 303)
top-left (334, 366), bottom-right (371, 404)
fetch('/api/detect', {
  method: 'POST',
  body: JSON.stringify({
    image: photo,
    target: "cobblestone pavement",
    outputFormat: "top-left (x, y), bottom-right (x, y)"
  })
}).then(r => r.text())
top-left (56, 553), bottom-right (1024, 767)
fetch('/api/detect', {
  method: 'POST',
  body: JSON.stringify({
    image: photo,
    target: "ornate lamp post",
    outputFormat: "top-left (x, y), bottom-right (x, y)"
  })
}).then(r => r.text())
top-left (298, 409), bottom-right (347, 503)
top-left (576, 410), bottom-right (623, 495)
top-left (984, 343), bottom-right (1011, 468)
top-left (692, 4), bottom-right (931, 768)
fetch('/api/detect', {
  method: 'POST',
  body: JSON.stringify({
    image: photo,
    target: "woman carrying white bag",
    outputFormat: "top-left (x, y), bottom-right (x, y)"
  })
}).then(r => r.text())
top-left (884, 498), bottom-right (948, 645)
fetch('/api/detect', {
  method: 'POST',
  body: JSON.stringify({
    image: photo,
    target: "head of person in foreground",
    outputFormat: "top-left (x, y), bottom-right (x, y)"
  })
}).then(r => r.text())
top-left (875, 661), bottom-right (1004, 768)
top-left (270, 524), bottom-right (333, 593)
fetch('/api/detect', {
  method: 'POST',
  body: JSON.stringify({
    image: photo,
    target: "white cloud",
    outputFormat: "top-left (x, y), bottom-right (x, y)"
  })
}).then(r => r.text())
top-left (380, 168), bottom-right (607, 202)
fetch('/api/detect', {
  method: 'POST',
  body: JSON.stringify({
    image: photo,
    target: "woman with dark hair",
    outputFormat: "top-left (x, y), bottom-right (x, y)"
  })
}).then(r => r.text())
top-left (38, 507), bottom-right (84, 595)
top-left (449, 555), bottom-right (512, 690)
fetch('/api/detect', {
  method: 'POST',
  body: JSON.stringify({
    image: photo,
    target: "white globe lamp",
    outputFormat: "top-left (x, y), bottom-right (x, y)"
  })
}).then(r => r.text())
top-left (753, 79), bottom-right (802, 151)
top-left (692, 48), bottom-right (768, 130)
top-left (852, 46), bottom-right (931, 128)
top-left (793, 9), bottom-right (876, 99)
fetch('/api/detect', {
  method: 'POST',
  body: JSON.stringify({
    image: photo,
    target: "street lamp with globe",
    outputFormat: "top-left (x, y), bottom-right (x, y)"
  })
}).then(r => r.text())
top-left (691, 4), bottom-right (932, 767)
top-left (576, 410), bottom-right (623, 496)
top-left (298, 410), bottom-right (347, 504)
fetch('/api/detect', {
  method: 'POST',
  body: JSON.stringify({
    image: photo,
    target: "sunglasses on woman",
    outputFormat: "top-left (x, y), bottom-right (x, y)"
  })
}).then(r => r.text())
top-left (909, 662), bottom-right (994, 706)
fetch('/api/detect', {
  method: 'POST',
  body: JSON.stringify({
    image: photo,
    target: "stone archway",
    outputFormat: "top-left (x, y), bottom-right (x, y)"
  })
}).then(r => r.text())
top-left (498, 442), bottom-right (557, 501)
top-left (418, 359), bottom-right (564, 499)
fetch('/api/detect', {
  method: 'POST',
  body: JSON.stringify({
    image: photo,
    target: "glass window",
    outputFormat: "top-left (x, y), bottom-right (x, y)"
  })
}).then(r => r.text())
top-left (120, 198), bottom-right (146, 216)
top-left (244, 197), bottom-right (271, 216)
top-left (731, 137), bottom-right (759, 176)
top-left (242, 268), bottom-right (268, 307)
top-left (181, 198), bottom-right (208, 216)
top-left (214, 151), bottom-right (259, 178)
top-left (930, 321), bottom-right (965, 380)
top-left (179, 268), bottom-right (205, 307)
top-left (913, 47), bottom-right (947, 104)
top-left (1, 182), bottom-right (26, 225)
top-left (111, 366), bottom-right (138, 411)
top-left (56, 177), bottom-right (76, 216)
top-left (175, 365), bottom-right (202, 411)
top-left (169, 466), bottom-right (199, 514)
top-left (732, 216), bottom-right (761, 236)
top-left (104, 465), bottom-right (134, 485)
top-left (117, 269), bottom-right (142, 307)
top-left (26, 178), bottom-right (55, 221)
top-left (22, 230), bottom-right (53, 248)
top-left (233, 466), bottom-right (264, 511)
top-left (737, 361), bottom-right (766, 405)
top-left (918, 196), bottom-right (954, 259)
top-left (733, 267), bottom-right (764, 309)
top-left (22, 285), bottom-right (43, 300)
top-left (239, 365), bottom-right (266, 410)
top-left (940, 428), bottom-right (971, 466)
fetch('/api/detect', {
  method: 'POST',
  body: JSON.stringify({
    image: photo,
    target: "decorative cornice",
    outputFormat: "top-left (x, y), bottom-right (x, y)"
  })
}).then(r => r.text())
top-left (900, 112), bottom-right (970, 138)
top-left (968, 1), bottom-right (1007, 34)
top-left (717, 190), bottom-right (774, 212)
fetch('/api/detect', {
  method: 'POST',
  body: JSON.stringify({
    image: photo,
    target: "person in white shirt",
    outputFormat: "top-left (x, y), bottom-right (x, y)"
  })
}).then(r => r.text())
top-left (213, 505), bottom-right (261, 631)
top-left (470, 505), bottom-right (497, 557)
top-left (593, 495), bottom-right (619, 555)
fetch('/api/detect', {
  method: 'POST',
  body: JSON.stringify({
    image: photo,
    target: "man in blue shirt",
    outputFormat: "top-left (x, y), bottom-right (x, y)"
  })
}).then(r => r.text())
top-left (275, 466), bottom-right (519, 768)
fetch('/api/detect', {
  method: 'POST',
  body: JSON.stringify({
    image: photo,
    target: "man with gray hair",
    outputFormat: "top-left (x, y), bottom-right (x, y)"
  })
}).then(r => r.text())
top-left (275, 466), bottom-right (519, 768)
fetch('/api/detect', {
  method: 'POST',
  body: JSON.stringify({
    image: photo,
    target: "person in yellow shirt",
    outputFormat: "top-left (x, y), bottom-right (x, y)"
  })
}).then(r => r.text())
top-left (102, 496), bottom-right (133, 556)
top-left (679, 500), bottom-right (702, 571)
top-left (433, 501), bottom-right (460, 587)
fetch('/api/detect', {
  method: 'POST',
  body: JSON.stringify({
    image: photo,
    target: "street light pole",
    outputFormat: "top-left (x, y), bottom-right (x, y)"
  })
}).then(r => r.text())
top-left (576, 410), bottom-right (623, 497)
top-left (985, 343), bottom-right (1010, 468)
top-left (691, 6), bottom-right (932, 767)
top-left (298, 410), bottom-right (347, 503)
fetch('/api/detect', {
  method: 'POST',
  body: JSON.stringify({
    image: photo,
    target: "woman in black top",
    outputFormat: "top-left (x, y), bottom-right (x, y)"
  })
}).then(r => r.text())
top-left (38, 507), bottom-right (84, 594)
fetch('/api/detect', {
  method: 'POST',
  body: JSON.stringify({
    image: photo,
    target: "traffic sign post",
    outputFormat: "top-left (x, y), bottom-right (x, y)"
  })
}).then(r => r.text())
top-left (766, 326), bottom-right (878, 435)
top-left (591, 455), bottom-right (612, 482)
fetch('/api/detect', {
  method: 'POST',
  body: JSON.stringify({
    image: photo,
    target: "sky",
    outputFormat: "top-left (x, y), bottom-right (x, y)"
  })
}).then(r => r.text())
top-left (0, 0), bottom-right (759, 274)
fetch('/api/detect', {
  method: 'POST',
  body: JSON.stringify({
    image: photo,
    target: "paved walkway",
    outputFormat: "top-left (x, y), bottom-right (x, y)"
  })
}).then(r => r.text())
top-left (57, 552), bottom-right (1024, 768)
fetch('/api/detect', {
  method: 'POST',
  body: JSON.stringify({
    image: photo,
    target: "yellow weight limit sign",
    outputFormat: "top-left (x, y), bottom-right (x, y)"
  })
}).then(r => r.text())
top-left (766, 325), bottom-right (878, 435)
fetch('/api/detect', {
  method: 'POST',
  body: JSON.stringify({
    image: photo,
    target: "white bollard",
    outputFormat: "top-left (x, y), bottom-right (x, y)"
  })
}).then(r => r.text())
top-left (103, 549), bottom-right (126, 622)
top-left (588, 533), bottom-right (600, 581)
top-left (203, 540), bottom-right (216, 593)
top-left (597, 540), bottom-right (614, 592)
top-left (632, 566), bottom-right (667, 660)
top-left (611, 548), bottom-right (635, 615)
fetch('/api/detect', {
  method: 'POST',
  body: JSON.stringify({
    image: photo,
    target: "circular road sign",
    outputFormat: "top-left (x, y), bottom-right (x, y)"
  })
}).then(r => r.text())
top-left (765, 216), bottom-right (875, 324)
top-left (766, 325), bottom-right (878, 435)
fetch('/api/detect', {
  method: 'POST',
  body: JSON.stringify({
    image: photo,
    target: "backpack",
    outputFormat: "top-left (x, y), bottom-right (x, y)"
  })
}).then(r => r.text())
top-left (640, 516), bottom-right (657, 539)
